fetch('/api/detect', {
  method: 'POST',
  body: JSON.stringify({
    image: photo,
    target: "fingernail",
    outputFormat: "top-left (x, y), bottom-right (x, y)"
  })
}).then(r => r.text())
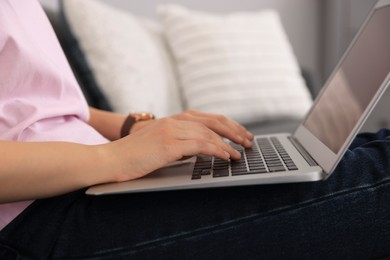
top-left (224, 151), bottom-right (231, 160)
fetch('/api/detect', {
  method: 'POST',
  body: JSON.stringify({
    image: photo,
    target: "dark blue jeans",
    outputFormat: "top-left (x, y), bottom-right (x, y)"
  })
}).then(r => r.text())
top-left (1, 130), bottom-right (390, 260)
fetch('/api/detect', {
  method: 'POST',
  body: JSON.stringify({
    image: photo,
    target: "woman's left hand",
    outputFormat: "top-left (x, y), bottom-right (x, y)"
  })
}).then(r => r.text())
top-left (131, 109), bottom-right (253, 149)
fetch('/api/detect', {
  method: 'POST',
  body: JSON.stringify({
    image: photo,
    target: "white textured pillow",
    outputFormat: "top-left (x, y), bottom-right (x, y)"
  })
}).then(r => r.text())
top-left (63, 0), bottom-right (183, 117)
top-left (158, 5), bottom-right (312, 124)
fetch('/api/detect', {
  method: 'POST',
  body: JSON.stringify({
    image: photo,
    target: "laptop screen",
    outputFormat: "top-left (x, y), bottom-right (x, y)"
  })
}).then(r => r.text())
top-left (303, 5), bottom-right (390, 154)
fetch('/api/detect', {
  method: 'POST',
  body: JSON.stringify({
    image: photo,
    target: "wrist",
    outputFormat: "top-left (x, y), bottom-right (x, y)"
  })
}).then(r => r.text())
top-left (89, 143), bottom-right (123, 184)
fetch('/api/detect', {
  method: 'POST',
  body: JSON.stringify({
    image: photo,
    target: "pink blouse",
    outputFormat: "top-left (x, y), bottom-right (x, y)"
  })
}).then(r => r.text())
top-left (0, 1), bottom-right (109, 230)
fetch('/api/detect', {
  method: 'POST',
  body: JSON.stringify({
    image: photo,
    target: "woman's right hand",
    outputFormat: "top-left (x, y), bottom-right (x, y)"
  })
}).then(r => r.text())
top-left (100, 117), bottom-right (244, 183)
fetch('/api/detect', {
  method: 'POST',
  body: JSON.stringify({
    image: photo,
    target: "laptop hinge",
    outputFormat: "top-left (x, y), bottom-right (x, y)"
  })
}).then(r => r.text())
top-left (288, 136), bottom-right (318, 166)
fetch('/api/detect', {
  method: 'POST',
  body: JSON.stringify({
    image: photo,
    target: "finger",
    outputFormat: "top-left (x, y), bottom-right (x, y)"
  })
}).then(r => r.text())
top-left (189, 109), bottom-right (252, 138)
top-left (171, 121), bottom-right (241, 160)
top-left (183, 110), bottom-right (253, 148)
top-left (177, 140), bottom-right (240, 161)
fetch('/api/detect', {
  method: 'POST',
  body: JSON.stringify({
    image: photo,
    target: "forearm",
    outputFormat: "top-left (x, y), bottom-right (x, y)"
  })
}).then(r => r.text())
top-left (0, 141), bottom-right (115, 203)
top-left (88, 107), bottom-right (126, 141)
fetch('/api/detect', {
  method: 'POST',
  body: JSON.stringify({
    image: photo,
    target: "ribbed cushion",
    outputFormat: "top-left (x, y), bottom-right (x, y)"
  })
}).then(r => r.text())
top-left (159, 5), bottom-right (312, 124)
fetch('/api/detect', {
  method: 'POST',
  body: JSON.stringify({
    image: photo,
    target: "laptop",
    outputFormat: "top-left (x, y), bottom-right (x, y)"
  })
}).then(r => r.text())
top-left (87, 0), bottom-right (390, 195)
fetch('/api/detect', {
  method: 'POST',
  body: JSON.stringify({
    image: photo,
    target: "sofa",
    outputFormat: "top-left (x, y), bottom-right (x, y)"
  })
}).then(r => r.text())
top-left (43, 0), bottom-right (316, 135)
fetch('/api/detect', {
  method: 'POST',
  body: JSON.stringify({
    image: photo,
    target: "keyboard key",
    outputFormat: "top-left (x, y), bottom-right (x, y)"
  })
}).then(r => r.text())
top-left (232, 170), bottom-right (249, 175)
top-left (251, 168), bottom-right (268, 174)
top-left (201, 169), bottom-right (212, 175)
top-left (250, 169), bottom-right (267, 174)
top-left (268, 166), bottom-right (286, 172)
top-left (213, 169), bottom-right (229, 177)
top-left (191, 173), bottom-right (201, 180)
top-left (233, 170), bottom-right (266, 176)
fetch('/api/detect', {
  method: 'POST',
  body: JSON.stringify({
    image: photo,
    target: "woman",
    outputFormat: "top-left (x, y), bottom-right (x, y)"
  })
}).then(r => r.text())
top-left (0, 1), bottom-right (389, 259)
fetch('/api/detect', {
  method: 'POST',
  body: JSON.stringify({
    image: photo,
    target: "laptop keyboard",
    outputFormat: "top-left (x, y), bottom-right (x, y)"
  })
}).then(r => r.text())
top-left (192, 137), bottom-right (298, 180)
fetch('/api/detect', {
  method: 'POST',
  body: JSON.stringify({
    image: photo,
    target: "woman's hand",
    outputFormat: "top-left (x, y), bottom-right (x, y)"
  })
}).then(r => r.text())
top-left (103, 111), bottom-right (254, 182)
top-left (131, 109), bottom-right (253, 148)
top-left (171, 109), bottom-right (253, 148)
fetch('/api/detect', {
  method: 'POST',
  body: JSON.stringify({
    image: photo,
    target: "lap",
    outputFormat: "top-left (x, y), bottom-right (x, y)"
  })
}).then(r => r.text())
top-left (2, 130), bottom-right (390, 259)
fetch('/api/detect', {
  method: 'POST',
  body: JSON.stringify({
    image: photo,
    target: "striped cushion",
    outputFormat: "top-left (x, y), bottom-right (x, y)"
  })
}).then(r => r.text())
top-left (158, 5), bottom-right (312, 124)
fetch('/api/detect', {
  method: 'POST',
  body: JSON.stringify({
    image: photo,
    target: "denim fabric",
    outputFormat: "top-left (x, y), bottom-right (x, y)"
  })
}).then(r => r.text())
top-left (1, 130), bottom-right (390, 260)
